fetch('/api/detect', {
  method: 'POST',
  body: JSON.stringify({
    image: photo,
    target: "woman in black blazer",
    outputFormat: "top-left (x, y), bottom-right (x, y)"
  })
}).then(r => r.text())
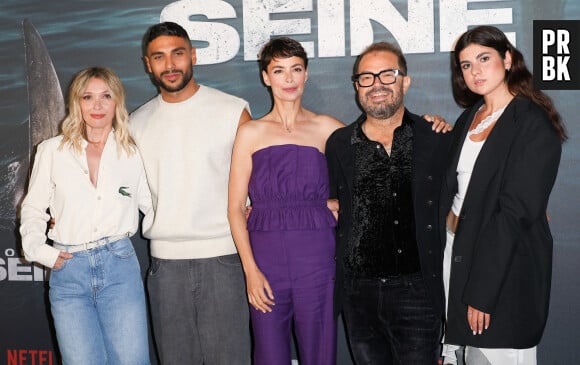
top-left (440, 26), bottom-right (567, 365)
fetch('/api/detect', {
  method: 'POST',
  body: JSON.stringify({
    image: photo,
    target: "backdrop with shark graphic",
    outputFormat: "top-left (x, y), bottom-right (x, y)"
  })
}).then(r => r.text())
top-left (1, 1), bottom-right (579, 364)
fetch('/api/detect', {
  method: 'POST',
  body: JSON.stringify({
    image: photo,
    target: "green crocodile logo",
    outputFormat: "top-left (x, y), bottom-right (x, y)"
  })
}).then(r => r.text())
top-left (118, 186), bottom-right (131, 197)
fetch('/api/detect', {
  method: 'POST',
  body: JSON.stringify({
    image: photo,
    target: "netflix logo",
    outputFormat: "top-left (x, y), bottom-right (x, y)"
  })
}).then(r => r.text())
top-left (6, 349), bottom-right (57, 365)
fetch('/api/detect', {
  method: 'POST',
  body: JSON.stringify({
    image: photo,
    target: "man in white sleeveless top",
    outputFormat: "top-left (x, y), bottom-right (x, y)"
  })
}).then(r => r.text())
top-left (130, 22), bottom-right (252, 365)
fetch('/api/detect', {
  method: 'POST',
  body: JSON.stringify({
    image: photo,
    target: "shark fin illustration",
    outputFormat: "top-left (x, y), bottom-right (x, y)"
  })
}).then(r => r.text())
top-left (23, 18), bottom-right (64, 153)
top-left (0, 20), bottom-right (65, 227)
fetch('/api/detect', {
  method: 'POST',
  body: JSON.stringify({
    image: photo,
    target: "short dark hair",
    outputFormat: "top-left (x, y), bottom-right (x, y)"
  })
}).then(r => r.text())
top-left (258, 37), bottom-right (308, 72)
top-left (141, 22), bottom-right (190, 55)
top-left (353, 42), bottom-right (408, 77)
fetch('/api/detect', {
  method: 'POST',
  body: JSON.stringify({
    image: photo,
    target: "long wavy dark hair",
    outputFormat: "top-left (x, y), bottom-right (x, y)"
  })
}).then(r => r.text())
top-left (451, 25), bottom-right (567, 142)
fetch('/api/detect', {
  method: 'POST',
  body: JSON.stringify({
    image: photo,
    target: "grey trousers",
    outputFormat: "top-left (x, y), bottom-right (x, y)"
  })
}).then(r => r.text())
top-left (147, 255), bottom-right (251, 365)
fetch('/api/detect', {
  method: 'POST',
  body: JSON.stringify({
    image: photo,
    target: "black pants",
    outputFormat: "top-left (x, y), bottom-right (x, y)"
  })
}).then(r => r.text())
top-left (342, 272), bottom-right (442, 365)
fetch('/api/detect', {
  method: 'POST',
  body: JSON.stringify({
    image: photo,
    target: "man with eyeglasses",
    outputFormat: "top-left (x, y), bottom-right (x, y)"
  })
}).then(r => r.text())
top-left (325, 42), bottom-right (452, 364)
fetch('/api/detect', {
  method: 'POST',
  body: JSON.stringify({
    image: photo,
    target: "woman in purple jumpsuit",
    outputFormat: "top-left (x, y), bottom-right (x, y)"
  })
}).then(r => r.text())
top-left (228, 38), bottom-right (344, 364)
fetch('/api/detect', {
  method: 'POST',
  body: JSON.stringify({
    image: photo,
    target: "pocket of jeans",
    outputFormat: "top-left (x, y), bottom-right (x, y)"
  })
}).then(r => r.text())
top-left (108, 238), bottom-right (136, 259)
top-left (148, 258), bottom-right (163, 277)
top-left (217, 254), bottom-right (242, 267)
top-left (50, 256), bottom-right (70, 272)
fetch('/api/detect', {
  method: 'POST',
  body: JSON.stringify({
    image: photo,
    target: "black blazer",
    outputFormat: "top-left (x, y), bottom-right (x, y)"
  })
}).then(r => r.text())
top-left (326, 109), bottom-right (452, 318)
top-left (440, 97), bottom-right (562, 348)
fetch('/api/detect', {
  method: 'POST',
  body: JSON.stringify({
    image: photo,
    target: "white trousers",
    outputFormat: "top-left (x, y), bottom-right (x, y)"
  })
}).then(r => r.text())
top-left (465, 346), bottom-right (537, 365)
top-left (442, 229), bottom-right (461, 364)
top-left (442, 231), bottom-right (537, 365)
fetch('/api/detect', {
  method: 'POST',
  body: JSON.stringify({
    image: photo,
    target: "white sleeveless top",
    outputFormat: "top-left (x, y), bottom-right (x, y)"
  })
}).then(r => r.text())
top-left (130, 85), bottom-right (250, 259)
top-left (451, 105), bottom-right (507, 215)
top-left (451, 137), bottom-right (485, 216)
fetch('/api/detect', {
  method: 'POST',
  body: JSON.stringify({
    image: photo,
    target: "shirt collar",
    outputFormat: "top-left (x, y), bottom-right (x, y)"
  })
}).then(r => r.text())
top-left (350, 109), bottom-right (413, 145)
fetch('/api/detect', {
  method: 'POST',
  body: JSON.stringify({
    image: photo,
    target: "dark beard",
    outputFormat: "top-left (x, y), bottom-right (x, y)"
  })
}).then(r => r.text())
top-left (152, 68), bottom-right (193, 93)
top-left (360, 86), bottom-right (403, 120)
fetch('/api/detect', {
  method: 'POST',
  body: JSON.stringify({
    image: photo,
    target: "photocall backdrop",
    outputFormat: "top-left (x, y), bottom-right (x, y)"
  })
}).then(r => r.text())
top-left (1, 1), bottom-right (578, 364)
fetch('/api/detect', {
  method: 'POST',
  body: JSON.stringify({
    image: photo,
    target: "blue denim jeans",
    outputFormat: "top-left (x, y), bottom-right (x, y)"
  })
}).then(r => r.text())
top-left (147, 254), bottom-right (251, 365)
top-left (342, 272), bottom-right (442, 365)
top-left (49, 237), bottom-right (150, 365)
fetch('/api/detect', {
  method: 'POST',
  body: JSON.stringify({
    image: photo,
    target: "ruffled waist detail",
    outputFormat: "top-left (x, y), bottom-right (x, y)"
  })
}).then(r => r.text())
top-left (247, 199), bottom-right (337, 231)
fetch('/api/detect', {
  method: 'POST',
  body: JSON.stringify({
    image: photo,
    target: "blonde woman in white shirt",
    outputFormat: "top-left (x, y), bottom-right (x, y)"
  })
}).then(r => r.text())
top-left (20, 67), bottom-right (152, 365)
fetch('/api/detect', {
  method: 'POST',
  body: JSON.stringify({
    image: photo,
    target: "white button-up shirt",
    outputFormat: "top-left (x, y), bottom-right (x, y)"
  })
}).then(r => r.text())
top-left (20, 132), bottom-right (153, 268)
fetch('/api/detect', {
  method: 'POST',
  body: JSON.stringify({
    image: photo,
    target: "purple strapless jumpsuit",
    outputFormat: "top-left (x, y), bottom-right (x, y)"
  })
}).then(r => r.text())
top-left (247, 144), bottom-right (337, 365)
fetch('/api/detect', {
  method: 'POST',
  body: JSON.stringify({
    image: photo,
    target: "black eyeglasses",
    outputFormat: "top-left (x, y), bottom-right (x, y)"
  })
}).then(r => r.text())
top-left (352, 69), bottom-right (406, 87)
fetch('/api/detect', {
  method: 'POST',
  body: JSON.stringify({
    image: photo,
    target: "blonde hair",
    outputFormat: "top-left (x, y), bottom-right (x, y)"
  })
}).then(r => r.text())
top-left (59, 67), bottom-right (136, 156)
